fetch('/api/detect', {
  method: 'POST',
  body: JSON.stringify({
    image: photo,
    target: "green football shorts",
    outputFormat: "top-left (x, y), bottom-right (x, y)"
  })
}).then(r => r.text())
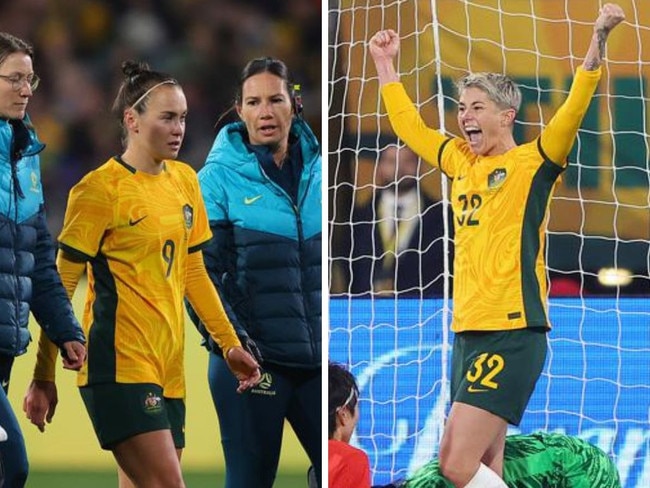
top-left (80, 382), bottom-right (185, 450)
top-left (450, 328), bottom-right (547, 425)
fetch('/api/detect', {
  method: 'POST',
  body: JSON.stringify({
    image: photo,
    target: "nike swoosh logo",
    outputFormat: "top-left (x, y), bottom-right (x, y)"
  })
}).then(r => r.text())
top-left (457, 175), bottom-right (466, 181)
top-left (129, 216), bottom-right (148, 226)
top-left (244, 195), bottom-right (263, 205)
top-left (467, 385), bottom-right (489, 393)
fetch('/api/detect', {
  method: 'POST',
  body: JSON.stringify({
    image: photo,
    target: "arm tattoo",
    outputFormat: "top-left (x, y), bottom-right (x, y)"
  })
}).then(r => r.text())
top-left (584, 30), bottom-right (607, 71)
top-left (597, 29), bottom-right (608, 59)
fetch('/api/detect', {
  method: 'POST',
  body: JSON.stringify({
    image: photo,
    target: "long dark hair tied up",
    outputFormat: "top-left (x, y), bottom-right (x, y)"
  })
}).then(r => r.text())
top-left (214, 56), bottom-right (301, 131)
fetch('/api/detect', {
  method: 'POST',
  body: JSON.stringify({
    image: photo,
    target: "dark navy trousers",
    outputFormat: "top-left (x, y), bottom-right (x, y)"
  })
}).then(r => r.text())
top-left (208, 354), bottom-right (321, 488)
top-left (0, 356), bottom-right (28, 488)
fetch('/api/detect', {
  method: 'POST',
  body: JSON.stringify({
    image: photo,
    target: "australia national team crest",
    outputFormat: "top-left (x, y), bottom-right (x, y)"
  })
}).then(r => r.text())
top-left (182, 204), bottom-right (193, 229)
top-left (488, 168), bottom-right (507, 189)
top-left (143, 391), bottom-right (163, 414)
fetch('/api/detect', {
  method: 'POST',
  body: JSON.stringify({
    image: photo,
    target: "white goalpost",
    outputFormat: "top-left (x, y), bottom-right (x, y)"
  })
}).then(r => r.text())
top-left (328, 1), bottom-right (650, 486)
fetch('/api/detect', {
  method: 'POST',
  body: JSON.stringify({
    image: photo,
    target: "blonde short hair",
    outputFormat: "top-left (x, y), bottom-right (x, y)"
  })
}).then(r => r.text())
top-left (456, 72), bottom-right (522, 113)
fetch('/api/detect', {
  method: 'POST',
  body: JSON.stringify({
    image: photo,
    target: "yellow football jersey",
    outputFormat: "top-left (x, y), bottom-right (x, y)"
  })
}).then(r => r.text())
top-left (381, 67), bottom-right (601, 332)
top-left (59, 157), bottom-right (211, 397)
top-left (440, 138), bottom-right (560, 331)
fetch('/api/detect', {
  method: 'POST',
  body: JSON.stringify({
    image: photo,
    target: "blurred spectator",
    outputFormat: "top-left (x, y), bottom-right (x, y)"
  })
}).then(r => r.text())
top-left (348, 145), bottom-right (451, 297)
top-left (548, 276), bottom-right (583, 297)
top-left (0, 0), bottom-right (321, 237)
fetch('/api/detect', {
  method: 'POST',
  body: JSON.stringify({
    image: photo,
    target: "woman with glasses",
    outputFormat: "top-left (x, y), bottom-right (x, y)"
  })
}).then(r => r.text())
top-left (0, 32), bottom-right (86, 487)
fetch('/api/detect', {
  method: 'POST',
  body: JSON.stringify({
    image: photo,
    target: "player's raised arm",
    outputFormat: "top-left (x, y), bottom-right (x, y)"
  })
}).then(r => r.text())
top-left (541, 3), bottom-right (625, 165)
top-left (369, 29), bottom-right (400, 86)
top-left (583, 3), bottom-right (625, 71)
top-left (369, 29), bottom-right (448, 167)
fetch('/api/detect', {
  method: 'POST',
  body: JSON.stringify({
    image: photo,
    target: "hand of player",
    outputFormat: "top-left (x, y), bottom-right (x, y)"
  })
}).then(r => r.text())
top-left (595, 3), bottom-right (625, 34)
top-left (369, 29), bottom-right (400, 64)
top-left (23, 379), bottom-right (58, 433)
top-left (61, 341), bottom-right (86, 371)
top-left (225, 346), bottom-right (261, 393)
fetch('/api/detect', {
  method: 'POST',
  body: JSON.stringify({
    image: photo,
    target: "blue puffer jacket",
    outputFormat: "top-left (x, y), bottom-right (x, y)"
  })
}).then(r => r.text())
top-left (195, 118), bottom-right (321, 369)
top-left (0, 117), bottom-right (84, 357)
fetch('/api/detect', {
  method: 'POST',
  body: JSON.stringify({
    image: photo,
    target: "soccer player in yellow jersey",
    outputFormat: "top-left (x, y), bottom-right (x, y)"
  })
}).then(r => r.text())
top-left (369, 4), bottom-right (625, 488)
top-left (22, 61), bottom-right (260, 488)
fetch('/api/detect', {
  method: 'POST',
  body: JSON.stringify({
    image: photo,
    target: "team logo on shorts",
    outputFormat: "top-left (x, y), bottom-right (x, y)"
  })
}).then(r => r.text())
top-left (488, 168), bottom-right (507, 189)
top-left (182, 204), bottom-right (193, 229)
top-left (251, 372), bottom-right (276, 396)
top-left (143, 392), bottom-right (163, 413)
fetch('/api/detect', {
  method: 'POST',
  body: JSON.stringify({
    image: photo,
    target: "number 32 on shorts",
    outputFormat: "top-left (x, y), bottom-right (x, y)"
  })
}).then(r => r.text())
top-left (466, 353), bottom-right (505, 391)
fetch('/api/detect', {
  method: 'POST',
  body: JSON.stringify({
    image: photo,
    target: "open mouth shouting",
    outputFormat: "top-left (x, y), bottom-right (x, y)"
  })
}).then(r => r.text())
top-left (464, 125), bottom-right (482, 148)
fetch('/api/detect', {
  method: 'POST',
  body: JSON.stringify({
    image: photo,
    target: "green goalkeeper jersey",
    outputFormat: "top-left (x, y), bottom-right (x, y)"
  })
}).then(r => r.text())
top-left (405, 433), bottom-right (621, 488)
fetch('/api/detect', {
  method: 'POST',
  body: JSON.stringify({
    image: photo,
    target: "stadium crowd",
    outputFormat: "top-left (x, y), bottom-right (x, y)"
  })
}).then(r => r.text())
top-left (0, 0), bottom-right (321, 235)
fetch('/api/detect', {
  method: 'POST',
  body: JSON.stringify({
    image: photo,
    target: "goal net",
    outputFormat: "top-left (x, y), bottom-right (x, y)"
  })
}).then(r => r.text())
top-left (328, 1), bottom-right (650, 486)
